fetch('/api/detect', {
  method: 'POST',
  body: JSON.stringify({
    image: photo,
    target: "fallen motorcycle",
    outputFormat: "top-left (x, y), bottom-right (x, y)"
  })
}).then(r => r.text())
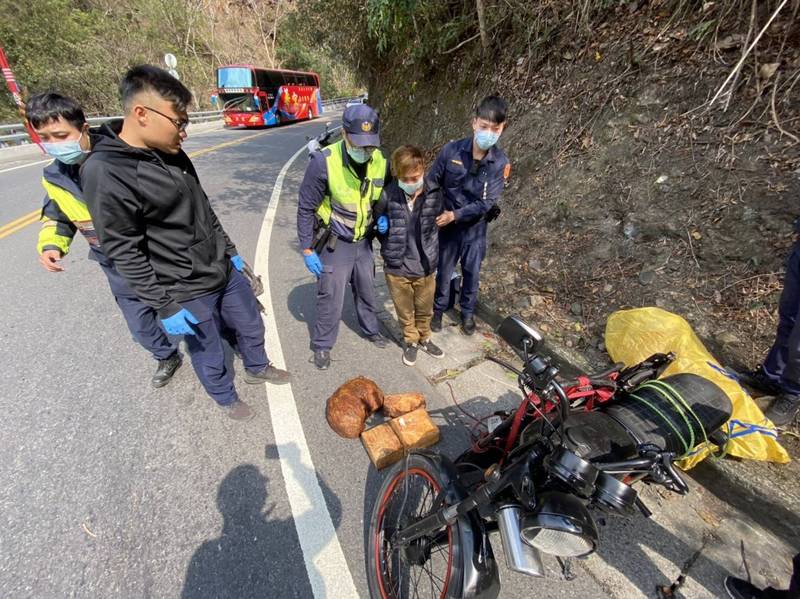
top-left (366, 315), bottom-right (732, 598)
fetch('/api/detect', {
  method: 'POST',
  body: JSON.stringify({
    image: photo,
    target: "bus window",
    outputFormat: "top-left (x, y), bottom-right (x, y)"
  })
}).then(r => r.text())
top-left (254, 69), bottom-right (271, 91)
top-left (267, 71), bottom-right (285, 90)
top-left (218, 67), bottom-right (253, 88)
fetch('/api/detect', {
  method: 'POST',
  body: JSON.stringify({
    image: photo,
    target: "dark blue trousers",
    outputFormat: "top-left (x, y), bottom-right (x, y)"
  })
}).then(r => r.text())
top-left (763, 243), bottom-right (800, 395)
top-left (98, 261), bottom-right (177, 361)
top-left (312, 238), bottom-right (380, 351)
top-left (180, 269), bottom-right (269, 406)
top-left (434, 222), bottom-right (487, 318)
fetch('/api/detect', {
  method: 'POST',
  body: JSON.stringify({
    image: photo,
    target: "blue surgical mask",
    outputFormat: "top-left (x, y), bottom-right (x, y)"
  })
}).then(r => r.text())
top-left (43, 132), bottom-right (89, 165)
top-left (474, 129), bottom-right (500, 151)
top-left (346, 144), bottom-right (371, 164)
top-left (398, 178), bottom-right (423, 196)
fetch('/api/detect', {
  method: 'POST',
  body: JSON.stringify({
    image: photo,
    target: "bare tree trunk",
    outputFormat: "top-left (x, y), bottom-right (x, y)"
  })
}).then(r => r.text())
top-left (271, 1), bottom-right (283, 68)
top-left (476, 0), bottom-right (488, 50)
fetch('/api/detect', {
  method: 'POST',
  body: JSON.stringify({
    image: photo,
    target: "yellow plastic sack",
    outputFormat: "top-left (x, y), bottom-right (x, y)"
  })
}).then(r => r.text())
top-left (605, 307), bottom-right (789, 467)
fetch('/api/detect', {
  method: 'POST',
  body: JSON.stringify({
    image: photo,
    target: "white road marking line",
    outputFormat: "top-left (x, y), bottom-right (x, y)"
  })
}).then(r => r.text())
top-left (254, 136), bottom-right (358, 599)
top-left (0, 158), bottom-right (52, 174)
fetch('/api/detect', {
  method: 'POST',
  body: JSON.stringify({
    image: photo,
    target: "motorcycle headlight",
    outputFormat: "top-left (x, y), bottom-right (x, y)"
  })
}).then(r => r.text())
top-left (520, 492), bottom-right (598, 558)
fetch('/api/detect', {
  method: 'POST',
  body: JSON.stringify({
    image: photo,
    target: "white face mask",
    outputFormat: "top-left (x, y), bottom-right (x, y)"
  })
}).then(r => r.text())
top-left (398, 178), bottom-right (423, 196)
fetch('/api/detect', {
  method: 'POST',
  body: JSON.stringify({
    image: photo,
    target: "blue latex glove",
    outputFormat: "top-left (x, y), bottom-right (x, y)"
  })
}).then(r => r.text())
top-left (161, 308), bottom-right (200, 335)
top-left (303, 251), bottom-right (323, 278)
top-left (231, 255), bottom-right (245, 272)
top-left (377, 215), bottom-right (389, 234)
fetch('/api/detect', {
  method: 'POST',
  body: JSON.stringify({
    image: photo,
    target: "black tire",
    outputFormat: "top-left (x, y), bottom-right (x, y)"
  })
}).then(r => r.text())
top-left (367, 453), bottom-right (463, 598)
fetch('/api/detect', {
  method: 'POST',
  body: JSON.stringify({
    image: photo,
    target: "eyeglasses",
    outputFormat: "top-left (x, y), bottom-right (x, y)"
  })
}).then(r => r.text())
top-left (144, 106), bottom-right (190, 132)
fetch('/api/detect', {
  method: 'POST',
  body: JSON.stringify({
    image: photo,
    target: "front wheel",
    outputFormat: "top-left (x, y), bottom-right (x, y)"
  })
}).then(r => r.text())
top-left (367, 453), bottom-right (463, 598)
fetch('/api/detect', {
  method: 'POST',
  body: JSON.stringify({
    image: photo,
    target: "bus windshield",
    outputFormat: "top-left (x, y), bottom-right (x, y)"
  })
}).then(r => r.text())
top-left (220, 93), bottom-right (259, 112)
top-left (218, 67), bottom-right (253, 88)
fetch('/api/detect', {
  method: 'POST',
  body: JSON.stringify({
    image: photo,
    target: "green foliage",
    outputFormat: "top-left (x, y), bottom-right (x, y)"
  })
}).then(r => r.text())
top-left (0, 0), bottom-right (364, 124)
top-left (0, 0), bottom-right (115, 121)
top-left (277, 15), bottom-right (363, 98)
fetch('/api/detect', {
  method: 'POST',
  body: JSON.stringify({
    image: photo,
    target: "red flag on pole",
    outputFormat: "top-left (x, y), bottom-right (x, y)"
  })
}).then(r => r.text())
top-left (0, 46), bottom-right (43, 149)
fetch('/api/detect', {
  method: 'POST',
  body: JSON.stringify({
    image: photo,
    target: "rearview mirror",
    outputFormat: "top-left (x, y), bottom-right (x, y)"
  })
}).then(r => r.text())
top-left (497, 316), bottom-right (543, 353)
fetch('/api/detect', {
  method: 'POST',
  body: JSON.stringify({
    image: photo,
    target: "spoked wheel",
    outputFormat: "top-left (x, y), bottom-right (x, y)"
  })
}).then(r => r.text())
top-left (367, 454), bottom-right (463, 599)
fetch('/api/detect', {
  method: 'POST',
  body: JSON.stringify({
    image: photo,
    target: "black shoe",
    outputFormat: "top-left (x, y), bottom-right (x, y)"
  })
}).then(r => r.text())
top-left (419, 339), bottom-right (444, 359)
top-left (368, 333), bottom-right (388, 349)
top-left (764, 393), bottom-right (800, 427)
top-left (224, 400), bottom-right (255, 422)
top-left (724, 576), bottom-right (767, 599)
top-left (244, 363), bottom-right (291, 385)
top-left (736, 366), bottom-right (782, 395)
top-left (314, 350), bottom-right (331, 370)
top-left (461, 315), bottom-right (476, 336)
top-left (151, 352), bottom-right (182, 388)
top-left (403, 344), bottom-right (418, 366)
top-left (431, 312), bottom-right (443, 333)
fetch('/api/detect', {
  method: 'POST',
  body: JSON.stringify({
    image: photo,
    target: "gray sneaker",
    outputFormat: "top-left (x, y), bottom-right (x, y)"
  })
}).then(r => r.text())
top-left (403, 344), bottom-right (418, 366)
top-left (419, 339), bottom-right (444, 359)
top-left (244, 364), bottom-right (291, 385)
top-left (764, 393), bottom-right (800, 427)
top-left (225, 400), bottom-right (255, 421)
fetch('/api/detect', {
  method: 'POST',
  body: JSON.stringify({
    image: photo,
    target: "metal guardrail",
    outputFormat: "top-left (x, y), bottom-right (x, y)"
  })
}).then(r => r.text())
top-left (0, 96), bottom-right (363, 148)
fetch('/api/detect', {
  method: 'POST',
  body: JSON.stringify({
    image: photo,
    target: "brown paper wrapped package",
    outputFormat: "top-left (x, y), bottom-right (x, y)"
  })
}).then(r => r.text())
top-left (383, 392), bottom-right (426, 418)
top-left (325, 376), bottom-right (385, 438)
top-left (389, 408), bottom-right (440, 449)
top-left (361, 424), bottom-right (405, 469)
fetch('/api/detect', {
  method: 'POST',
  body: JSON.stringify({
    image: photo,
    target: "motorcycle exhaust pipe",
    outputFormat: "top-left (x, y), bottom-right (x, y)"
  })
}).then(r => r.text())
top-left (496, 505), bottom-right (544, 577)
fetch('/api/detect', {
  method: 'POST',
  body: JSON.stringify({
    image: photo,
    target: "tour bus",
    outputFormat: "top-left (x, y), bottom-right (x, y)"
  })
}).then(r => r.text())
top-left (216, 64), bottom-right (322, 127)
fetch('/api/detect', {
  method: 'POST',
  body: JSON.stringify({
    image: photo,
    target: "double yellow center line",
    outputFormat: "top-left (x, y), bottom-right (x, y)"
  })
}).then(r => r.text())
top-left (0, 129), bottom-right (269, 241)
top-left (0, 210), bottom-right (40, 238)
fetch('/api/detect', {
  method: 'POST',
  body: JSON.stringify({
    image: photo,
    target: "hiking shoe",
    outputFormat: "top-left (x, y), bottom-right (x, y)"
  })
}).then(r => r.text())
top-left (764, 393), bottom-right (800, 427)
top-left (244, 364), bottom-right (291, 385)
top-left (368, 333), bottom-right (388, 349)
top-left (403, 344), bottom-right (418, 366)
top-left (736, 366), bottom-right (782, 395)
top-left (314, 350), bottom-right (331, 370)
top-left (431, 312), bottom-right (443, 332)
top-left (225, 400), bottom-right (255, 422)
top-left (151, 352), bottom-right (182, 388)
top-left (724, 576), bottom-right (767, 599)
top-left (419, 339), bottom-right (444, 359)
top-left (461, 315), bottom-right (476, 336)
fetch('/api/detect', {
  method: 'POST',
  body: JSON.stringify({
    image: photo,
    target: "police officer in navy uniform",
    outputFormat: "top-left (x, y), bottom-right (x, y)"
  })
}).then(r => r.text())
top-left (427, 96), bottom-right (510, 335)
top-left (739, 222), bottom-right (800, 426)
top-left (297, 104), bottom-right (391, 370)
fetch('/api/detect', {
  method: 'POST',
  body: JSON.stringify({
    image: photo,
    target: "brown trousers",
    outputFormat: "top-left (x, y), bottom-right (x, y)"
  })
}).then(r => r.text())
top-left (385, 272), bottom-right (436, 345)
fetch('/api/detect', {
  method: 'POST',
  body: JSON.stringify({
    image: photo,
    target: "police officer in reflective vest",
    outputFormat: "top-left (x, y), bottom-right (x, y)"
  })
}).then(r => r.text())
top-left (27, 92), bottom-right (182, 388)
top-left (297, 104), bottom-right (391, 370)
top-left (427, 96), bottom-right (510, 335)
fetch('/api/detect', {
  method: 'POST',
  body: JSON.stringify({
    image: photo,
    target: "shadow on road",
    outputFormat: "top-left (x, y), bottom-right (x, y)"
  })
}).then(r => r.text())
top-left (180, 463), bottom-right (313, 599)
top-left (286, 281), bottom-right (381, 351)
top-left (689, 459), bottom-right (800, 548)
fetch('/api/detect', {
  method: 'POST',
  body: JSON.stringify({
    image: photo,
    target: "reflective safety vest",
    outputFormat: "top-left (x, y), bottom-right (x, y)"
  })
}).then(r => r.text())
top-left (316, 140), bottom-right (386, 241)
top-left (37, 161), bottom-right (98, 255)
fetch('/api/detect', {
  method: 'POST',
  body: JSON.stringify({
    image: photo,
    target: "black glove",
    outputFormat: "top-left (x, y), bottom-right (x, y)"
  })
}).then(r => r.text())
top-left (485, 205), bottom-right (501, 223)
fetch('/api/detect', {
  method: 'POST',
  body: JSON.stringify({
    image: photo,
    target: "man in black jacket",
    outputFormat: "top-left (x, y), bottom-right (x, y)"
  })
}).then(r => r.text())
top-left (82, 65), bottom-right (289, 421)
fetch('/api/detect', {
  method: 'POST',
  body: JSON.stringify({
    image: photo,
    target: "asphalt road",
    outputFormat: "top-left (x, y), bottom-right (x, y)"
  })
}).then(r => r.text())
top-left (7, 111), bottom-right (757, 599)
top-left (0, 116), bottom-right (579, 598)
